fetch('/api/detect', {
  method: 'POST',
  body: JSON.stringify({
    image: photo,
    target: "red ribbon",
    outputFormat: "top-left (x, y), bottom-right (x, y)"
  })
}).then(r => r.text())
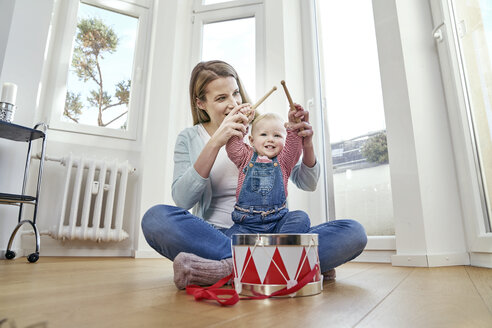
top-left (186, 264), bottom-right (320, 306)
top-left (186, 274), bottom-right (239, 306)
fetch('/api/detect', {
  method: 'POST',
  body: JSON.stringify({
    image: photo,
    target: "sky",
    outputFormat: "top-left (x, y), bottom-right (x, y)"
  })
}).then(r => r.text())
top-left (202, 17), bottom-right (256, 100)
top-left (318, 0), bottom-right (386, 143)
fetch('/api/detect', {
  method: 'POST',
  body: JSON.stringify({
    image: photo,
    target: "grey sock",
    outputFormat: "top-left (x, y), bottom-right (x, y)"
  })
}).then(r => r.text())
top-left (173, 252), bottom-right (234, 290)
top-left (322, 268), bottom-right (336, 281)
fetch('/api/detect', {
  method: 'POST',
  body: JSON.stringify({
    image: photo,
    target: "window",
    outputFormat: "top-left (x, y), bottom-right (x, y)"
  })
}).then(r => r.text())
top-left (201, 17), bottom-right (255, 99)
top-left (451, 0), bottom-right (492, 230)
top-left (191, 0), bottom-right (264, 100)
top-left (316, 0), bottom-right (394, 236)
top-left (63, 3), bottom-right (137, 130)
top-left (46, 0), bottom-right (151, 139)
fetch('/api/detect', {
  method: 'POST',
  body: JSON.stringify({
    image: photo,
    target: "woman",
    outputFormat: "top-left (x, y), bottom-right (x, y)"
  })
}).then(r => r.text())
top-left (141, 60), bottom-right (367, 289)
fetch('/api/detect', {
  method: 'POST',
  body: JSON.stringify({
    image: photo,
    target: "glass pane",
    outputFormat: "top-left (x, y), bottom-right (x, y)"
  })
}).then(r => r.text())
top-left (317, 1), bottom-right (394, 235)
top-left (453, 0), bottom-right (492, 230)
top-left (64, 2), bottom-right (138, 130)
top-left (201, 17), bottom-right (256, 100)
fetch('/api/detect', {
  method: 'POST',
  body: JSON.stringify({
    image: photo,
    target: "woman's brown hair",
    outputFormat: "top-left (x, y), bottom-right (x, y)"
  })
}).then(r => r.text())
top-left (189, 60), bottom-right (252, 125)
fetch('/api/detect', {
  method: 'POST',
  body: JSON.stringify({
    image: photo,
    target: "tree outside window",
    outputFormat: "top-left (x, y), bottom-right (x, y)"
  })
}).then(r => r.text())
top-left (63, 3), bottom-right (137, 130)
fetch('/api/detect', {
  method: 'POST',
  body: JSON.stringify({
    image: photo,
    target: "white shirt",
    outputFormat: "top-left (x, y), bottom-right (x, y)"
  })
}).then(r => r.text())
top-left (197, 124), bottom-right (239, 228)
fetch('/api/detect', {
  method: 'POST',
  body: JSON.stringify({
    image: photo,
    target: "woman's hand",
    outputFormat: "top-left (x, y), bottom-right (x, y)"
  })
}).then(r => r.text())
top-left (194, 104), bottom-right (250, 179)
top-left (210, 104), bottom-right (250, 148)
top-left (240, 105), bottom-right (255, 124)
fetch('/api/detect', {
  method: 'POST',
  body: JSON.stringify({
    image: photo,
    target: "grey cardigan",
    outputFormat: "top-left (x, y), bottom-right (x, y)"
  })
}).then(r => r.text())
top-left (172, 125), bottom-right (320, 221)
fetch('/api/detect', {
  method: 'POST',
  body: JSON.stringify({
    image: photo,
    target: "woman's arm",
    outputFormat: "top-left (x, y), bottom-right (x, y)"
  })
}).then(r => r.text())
top-left (193, 105), bottom-right (249, 178)
top-left (172, 131), bottom-right (209, 210)
top-left (172, 106), bottom-right (250, 209)
top-left (290, 161), bottom-right (320, 191)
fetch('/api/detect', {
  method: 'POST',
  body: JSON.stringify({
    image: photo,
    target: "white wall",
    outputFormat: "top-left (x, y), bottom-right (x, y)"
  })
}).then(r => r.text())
top-left (135, 0), bottom-right (194, 257)
top-left (0, 0), bottom-right (54, 257)
top-left (0, 0), bottom-right (14, 74)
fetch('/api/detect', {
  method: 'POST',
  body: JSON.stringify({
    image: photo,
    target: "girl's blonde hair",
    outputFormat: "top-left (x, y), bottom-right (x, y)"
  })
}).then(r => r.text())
top-left (251, 113), bottom-right (284, 135)
top-left (189, 60), bottom-right (252, 125)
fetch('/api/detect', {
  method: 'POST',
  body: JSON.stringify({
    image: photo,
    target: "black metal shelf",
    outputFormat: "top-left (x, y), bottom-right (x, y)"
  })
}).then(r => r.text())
top-left (0, 120), bottom-right (45, 142)
top-left (0, 192), bottom-right (36, 204)
top-left (0, 120), bottom-right (47, 263)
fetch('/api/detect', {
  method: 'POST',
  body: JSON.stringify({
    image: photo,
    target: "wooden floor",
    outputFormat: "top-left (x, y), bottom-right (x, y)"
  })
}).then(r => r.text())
top-left (1, 258), bottom-right (491, 328)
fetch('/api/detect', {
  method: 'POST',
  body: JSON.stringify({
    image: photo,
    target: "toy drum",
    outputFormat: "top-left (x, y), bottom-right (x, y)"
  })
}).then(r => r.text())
top-left (231, 234), bottom-right (322, 297)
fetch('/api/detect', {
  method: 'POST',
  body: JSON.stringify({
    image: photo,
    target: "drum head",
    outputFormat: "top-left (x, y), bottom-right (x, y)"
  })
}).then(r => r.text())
top-left (232, 233), bottom-right (318, 246)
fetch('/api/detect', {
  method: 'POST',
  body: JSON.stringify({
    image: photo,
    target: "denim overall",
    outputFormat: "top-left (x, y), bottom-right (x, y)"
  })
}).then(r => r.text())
top-left (228, 152), bottom-right (309, 234)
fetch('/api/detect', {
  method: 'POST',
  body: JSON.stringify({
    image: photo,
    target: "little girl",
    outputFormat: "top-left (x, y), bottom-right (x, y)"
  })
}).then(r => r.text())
top-left (225, 110), bottom-right (311, 235)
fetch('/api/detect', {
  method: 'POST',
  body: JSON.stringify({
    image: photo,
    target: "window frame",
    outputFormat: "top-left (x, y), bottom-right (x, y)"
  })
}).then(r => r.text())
top-left (430, 0), bottom-right (492, 257)
top-left (45, 0), bottom-right (151, 140)
top-left (192, 0), bottom-right (262, 14)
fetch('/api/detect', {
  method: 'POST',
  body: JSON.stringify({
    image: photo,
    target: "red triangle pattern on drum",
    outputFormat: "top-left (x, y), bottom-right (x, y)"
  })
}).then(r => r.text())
top-left (263, 247), bottom-right (289, 284)
top-left (295, 248), bottom-right (312, 281)
top-left (241, 247), bottom-right (262, 284)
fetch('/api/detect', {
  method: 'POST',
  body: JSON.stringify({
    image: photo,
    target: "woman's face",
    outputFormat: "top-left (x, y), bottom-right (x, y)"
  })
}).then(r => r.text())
top-left (197, 76), bottom-right (242, 127)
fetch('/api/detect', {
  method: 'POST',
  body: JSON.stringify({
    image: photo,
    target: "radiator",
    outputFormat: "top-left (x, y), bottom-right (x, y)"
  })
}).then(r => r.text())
top-left (47, 153), bottom-right (133, 242)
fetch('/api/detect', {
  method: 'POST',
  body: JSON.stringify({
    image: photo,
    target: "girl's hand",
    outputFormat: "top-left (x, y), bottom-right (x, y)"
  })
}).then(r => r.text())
top-left (240, 105), bottom-right (255, 124)
top-left (210, 105), bottom-right (250, 148)
top-left (286, 103), bottom-right (316, 167)
top-left (286, 104), bottom-right (314, 147)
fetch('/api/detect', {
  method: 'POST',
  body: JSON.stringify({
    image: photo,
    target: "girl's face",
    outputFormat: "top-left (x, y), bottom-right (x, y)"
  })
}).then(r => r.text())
top-left (196, 76), bottom-right (242, 128)
top-left (249, 118), bottom-right (286, 158)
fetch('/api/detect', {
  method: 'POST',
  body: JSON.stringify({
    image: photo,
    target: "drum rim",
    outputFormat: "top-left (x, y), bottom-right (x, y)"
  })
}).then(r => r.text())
top-left (232, 233), bottom-right (318, 246)
top-left (238, 280), bottom-right (322, 297)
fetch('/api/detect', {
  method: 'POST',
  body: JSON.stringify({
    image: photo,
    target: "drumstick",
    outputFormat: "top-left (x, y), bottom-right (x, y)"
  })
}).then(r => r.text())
top-left (280, 80), bottom-right (303, 130)
top-left (251, 86), bottom-right (277, 110)
top-left (281, 80), bottom-right (296, 113)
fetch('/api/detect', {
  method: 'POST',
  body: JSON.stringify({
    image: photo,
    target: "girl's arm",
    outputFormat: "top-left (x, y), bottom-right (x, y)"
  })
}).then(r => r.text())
top-left (288, 104), bottom-right (316, 167)
top-left (226, 134), bottom-right (253, 169)
top-left (225, 105), bottom-right (254, 168)
top-left (278, 129), bottom-right (303, 175)
top-left (287, 104), bottom-right (320, 191)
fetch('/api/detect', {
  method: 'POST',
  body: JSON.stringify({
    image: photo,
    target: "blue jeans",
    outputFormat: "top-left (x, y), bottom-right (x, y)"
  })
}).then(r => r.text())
top-left (228, 208), bottom-right (310, 234)
top-left (141, 204), bottom-right (367, 273)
